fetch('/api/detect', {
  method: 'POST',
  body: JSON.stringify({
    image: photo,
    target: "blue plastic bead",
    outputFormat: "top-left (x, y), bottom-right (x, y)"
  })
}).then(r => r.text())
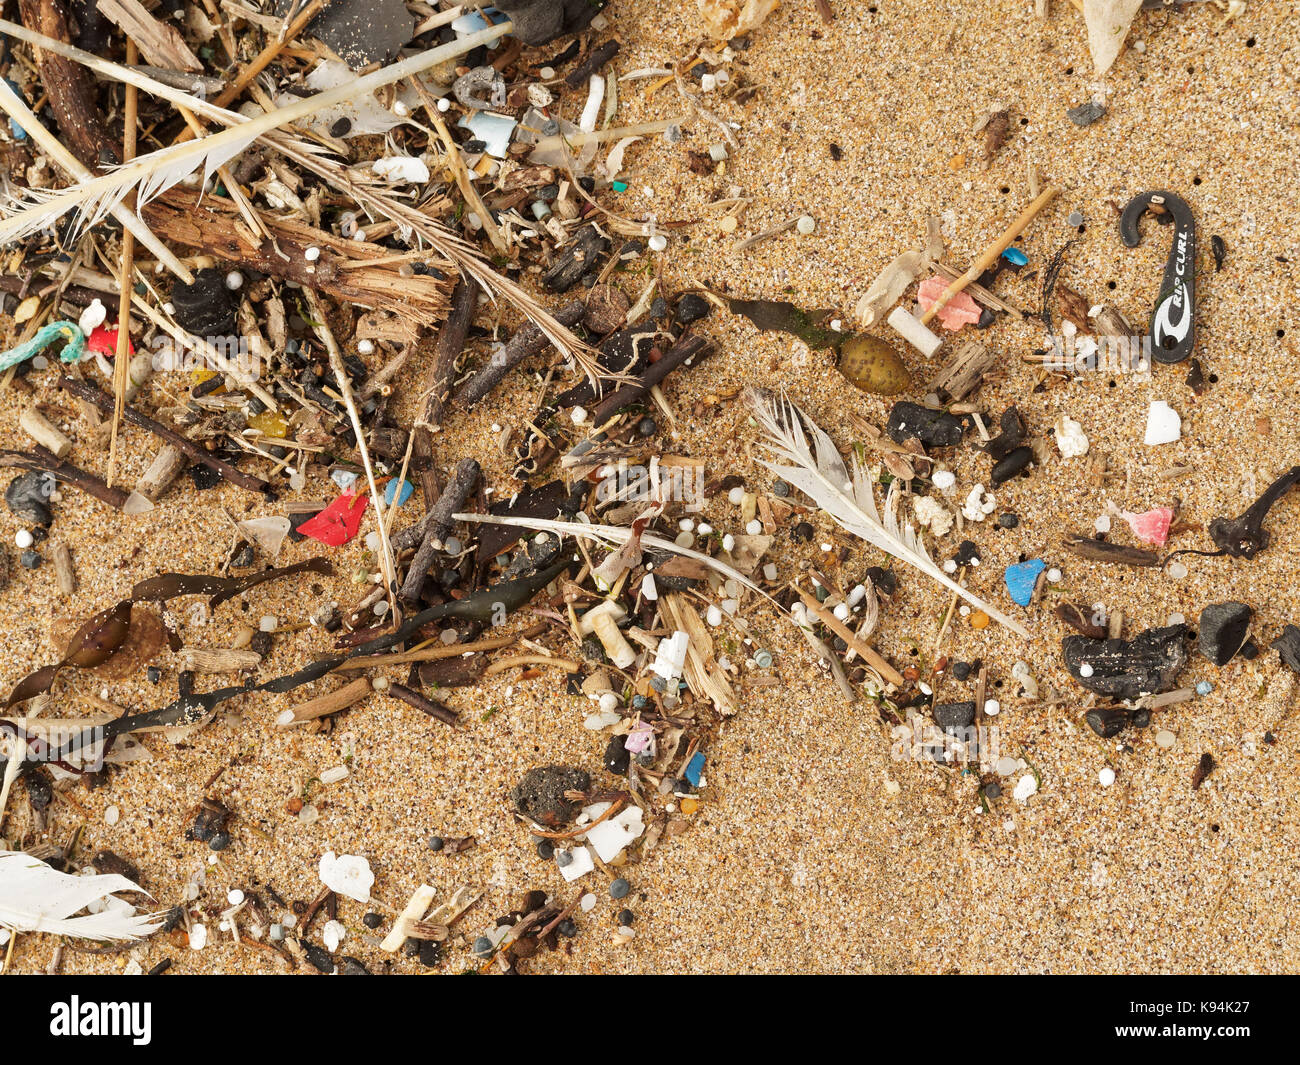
top-left (1196, 680), bottom-right (1213, 696)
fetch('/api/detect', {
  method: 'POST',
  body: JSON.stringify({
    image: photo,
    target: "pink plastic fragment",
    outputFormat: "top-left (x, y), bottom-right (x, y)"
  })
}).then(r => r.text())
top-left (918, 277), bottom-right (982, 331)
top-left (1123, 506), bottom-right (1174, 546)
top-left (624, 723), bottom-right (654, 755)
top-left (297, 490), bottom-right (368, 547)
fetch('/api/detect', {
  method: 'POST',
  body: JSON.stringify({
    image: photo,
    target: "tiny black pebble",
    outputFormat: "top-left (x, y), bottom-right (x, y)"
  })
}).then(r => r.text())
top-left (418, 939), bottom-right (443, 967)
top-left (637, 417), bottom-right (657, 437)
top-left (1131, 708), bottom-right (1152, 729)
top-left (792, 521), bottom-right (814, 543)
top-left (536, 839), bottom-right (555, 860)
top-left (304, 943), bottom-right (334, 974)
top-left (403, 936), bottom-right (421, 957)
top-left (772, 480), bottom-right (790, 498)
top-left (146, 665), bottom-right (162, 684)
top-left (617, 908), bottom-right (634, 926)
top-left (362, 912), bottom-right (383, 929)
top-left (951, 661), bottom-right (971, 681)
top-left (610, 878), bottom-right (631, 899)
top-left (329, 117), bottom-right (352, 137)
top-left (997, 512), bottom-right (1019, 529)
top-left (339, 956), bottom-right (371, 975)
top-left (207, 831), bottom-right (231, 851)
top-left (188, 464), bottom-right (222, 491)
top-left (19, 550), bottom-right (40, 569)
top-left (555, 849), bottom-right (573, 868)
top-left (982, 782), bottom-right (1002, 800)
top-left (427, 836), bottom-right (445, 852)
top-left (558, 918), bottom-right (578, 937)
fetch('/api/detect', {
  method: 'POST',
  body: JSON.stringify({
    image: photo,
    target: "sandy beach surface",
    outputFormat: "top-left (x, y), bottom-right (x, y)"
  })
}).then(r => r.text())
top-left (2, 0), bottom-right (1298, 974)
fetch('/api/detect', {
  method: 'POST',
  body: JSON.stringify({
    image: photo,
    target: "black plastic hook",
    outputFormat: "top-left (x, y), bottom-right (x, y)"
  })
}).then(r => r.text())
top-left (1119, 190), bottom-right (1197, 365)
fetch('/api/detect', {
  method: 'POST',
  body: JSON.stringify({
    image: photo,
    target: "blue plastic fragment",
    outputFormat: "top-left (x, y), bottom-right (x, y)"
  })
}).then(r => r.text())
top-left (384, 478), bottom-right (414, 506)
top-left (611, 181), bottom-right (628, 192)
top-left (451, 7), bottom-right (506, 46)
top-left (1002, 246), bottom-right (1029, 267)
top-left (683, 752), bottom-right (706, 787)
top-left (2, 78), bottom-right (28, 141)
top-left (1196, 680), bottom-right (1213, 696)
top-left (1003, 559), bottom-right (1046, 607)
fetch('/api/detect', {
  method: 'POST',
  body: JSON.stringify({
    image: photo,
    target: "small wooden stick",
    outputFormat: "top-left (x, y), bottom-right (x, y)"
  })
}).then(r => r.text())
top-left (277, 677), bottom-right (372, 726)
top-left (792, 584), bottom-right (905, 687)
top-left (920, 186), bottom-right (1061, 325)
top-left (19, 408), bottom-right (73, 458)
top-left (387, 682), bottom-right (458, 727)
top-left (177, 648), bottom-right (263, 673)
top-left (51, 541), bottom-right (75, 595)
top-left (136, 443), bottom-right (186, 501)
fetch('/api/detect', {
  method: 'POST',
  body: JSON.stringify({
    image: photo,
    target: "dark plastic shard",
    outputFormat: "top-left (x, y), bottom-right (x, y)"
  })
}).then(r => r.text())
top-left (1197, 601), bottom-right (1253, 666)
top-left (1062, 624), bottom-right (1189, 700)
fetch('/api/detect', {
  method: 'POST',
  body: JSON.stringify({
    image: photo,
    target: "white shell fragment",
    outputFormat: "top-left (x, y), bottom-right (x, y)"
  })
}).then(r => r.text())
top-left (1143, 401), bottom-right (1182, 446)
top-left (318, 852), bottom-right (374, 902)
top-left (1013, 773), bottom-right (1039, 803)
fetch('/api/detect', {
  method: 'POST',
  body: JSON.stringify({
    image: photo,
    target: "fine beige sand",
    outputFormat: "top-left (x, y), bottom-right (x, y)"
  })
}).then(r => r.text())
top-left (2, 0), bottom-right (1298, 974)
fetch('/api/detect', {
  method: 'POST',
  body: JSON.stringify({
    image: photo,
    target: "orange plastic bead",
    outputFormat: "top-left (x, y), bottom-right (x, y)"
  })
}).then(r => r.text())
top-left (680, 797), bottom-right (700, 815)
top-left (970, 611), bottom-right (990, 630)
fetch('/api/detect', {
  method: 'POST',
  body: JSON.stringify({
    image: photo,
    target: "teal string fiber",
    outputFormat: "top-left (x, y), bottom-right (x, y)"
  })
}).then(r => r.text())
top-left (0, 321), bottom-right (86, 373)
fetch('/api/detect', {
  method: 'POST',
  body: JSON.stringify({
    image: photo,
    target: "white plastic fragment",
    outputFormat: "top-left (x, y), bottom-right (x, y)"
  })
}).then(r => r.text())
top-left (579, 75), bottom-right (606, 133)
top-left (651, 631), bottom-right (689, 682)
top-left (318, 852), bottom-right (374, 902)
top-left (581, 802), bottom-right (646, 862)
top-left (557, 845), bottom-right (595, 882)
top-left (1054, 414), bottom-right (1090, 458)
top-left (913, 495), bottom-right (953, 537)
top-left (372, 155), bottom-right (431, 184)
top-left (1143, 400), bottom-right (1182, 446)
top-left (1013, 773), bottom-right (1039, 803)
top-left (887, 305), bottom-right (943, 357)
top-left (78, 298), bottom-right (107, 335)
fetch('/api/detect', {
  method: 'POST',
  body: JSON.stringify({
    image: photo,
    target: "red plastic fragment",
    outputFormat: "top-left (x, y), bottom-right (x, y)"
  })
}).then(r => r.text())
top-left (297, 490), bottom-right (368, 547)
top-left (87, 324), bottom-right (134, 357)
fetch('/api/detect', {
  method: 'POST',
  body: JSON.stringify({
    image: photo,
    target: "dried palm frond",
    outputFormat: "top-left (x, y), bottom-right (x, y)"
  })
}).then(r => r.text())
top-left (744, 388), bottom-right (1031, 639)
top-left (0, 850), bottom-right (163, 941)
top-left (0, 18), bottom-right (600, 384)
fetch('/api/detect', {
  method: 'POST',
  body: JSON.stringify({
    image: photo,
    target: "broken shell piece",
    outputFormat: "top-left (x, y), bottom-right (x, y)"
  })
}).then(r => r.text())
top-left (1054, 414), bottom-right (1090, 459)
top-left (1143, 401), bottom-right (1182, 446)
top-left (697, 0), bottom-right (780, 38)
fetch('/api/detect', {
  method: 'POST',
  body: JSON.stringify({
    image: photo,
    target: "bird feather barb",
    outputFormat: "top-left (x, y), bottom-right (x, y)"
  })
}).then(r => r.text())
top-left (744, 388), bottom-right (1031, 639)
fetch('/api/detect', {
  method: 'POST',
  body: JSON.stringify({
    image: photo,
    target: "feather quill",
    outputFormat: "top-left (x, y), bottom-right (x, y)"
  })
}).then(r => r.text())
top-left (0, 850), bottom-right (163, 941)
top-left (744, 388), bottom-right (1031, 639)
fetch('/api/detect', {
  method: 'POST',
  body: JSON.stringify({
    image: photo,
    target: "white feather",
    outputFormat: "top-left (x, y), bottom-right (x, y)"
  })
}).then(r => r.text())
top-left (745, 388), bottom-right (1031, 639)
top-left (0, 850), bottom-right (163, 941)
